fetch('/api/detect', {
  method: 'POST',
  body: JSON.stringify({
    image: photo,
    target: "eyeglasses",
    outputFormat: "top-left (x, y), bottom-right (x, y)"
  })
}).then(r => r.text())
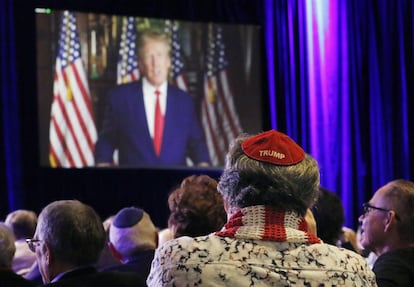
top-left (26, 238), bottom-right (42, 253)
top-left (362, 203), bottom-right (400, 221)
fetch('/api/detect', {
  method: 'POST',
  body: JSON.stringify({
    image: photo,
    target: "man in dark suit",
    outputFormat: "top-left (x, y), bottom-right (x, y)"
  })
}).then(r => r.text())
top-left (95, 29), bottom-right (210, 167)
top-left (359, 179), bottom-right (414, 286)
top-left (104, 207), bottom-right (157, 279)
top-left (26, 200), bottom-right (145, 286)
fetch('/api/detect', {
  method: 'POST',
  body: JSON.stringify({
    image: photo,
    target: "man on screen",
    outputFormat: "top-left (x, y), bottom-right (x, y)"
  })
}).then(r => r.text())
top-left (94, 29), bottom-right (210, 167)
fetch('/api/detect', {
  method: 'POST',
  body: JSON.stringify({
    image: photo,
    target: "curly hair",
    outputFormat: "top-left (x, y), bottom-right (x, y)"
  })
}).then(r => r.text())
top-left (168, 175), bottom-right (226, 238)
top-left (218, 133), bottom-right (320, 216)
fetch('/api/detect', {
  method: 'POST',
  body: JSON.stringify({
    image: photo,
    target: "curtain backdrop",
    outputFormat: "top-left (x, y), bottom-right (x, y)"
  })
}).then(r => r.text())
top-left (266, 0), bottom-right (414, 227)
top-left (1, 0), bottom-right (413, 228)
top-left (1, 0), bottom-right (24, 217)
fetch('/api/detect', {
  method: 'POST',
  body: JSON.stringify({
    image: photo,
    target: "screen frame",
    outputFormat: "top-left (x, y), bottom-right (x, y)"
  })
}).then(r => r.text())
top-left (35, 9), bottom-right (265, 169)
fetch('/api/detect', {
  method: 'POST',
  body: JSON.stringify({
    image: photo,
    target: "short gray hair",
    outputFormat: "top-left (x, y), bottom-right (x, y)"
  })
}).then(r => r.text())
top-left (384, 179), bottom-right (414, 241)
top-left (218, 133), bottom-right (320, 215)
top-left (0, 222), bottom-right (16, 268)
top-left (36, 200), bottom-right (106, 266)
top-left (5, 209), bottom-right (37, 239)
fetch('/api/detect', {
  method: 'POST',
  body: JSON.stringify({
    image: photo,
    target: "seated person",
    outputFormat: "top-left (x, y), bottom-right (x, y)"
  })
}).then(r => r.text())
top-left (5, 209), bottom-right (38, 276)
top-left (147, 130), bottom-right (377, 286)
top-left (0, 222), bottom-right (36, 287)
top-left (105, 207), bottom-right (158, 279)
top-left (27, 199), bottom-right (146, 286)
top-left (312, 187), bottom-right (360, 253)
top-left (359, 179), bottom-right (414, 286)
top-left (159, 174), bottom-right (226, 245)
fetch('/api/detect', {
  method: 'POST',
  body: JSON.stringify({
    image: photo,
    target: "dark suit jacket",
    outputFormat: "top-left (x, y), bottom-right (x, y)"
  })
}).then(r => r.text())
top-left (41, 266), bottom-right (146, 287)
top-left (0, 269), bottom-right (37, 287)
top-left (103, 249), bottom-right (154, 280)
top-left (95, 81), bottom-right (211, 167)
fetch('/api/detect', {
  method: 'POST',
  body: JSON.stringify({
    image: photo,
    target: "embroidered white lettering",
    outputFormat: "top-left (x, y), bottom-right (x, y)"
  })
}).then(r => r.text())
top-left (259, 150), bottom-right (285, 159)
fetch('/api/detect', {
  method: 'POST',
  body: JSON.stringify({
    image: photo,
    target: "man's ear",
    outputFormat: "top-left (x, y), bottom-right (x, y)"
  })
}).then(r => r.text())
top-left (107, 242), bottom-right (123, 262)
top-left (383, 210), bottom-right (397, 232)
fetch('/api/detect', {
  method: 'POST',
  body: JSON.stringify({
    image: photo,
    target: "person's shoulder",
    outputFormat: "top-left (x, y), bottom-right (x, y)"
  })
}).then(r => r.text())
top-left (95, 270), bottom-right (146, 284)
top-left (43, 270), bottom-right (146, 287)
top-left (108, 81), bottom-right (142, 96)
top-left (373, 248), bottom-right (414, 287)
top-left (310, 243), bottom-right (370, 264)
top-left (167, 84), bottom-right (193, 98)
top-left (374, 247), bottom-right (414, 267)
top-left (0, 269), bottom-right (37, 287)
top-left (156, 233), bottom-right (223, 257)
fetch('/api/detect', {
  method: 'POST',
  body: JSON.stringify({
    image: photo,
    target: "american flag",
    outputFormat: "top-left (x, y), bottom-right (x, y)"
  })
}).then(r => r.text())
top-left (202, 25), bottom-right (243, 166)
top-left (49, 11), bottom-right (97, 168)
top-left (165, 20), bottom-right (189, 91)
top-left (117, 17), bottom-right (139, 84)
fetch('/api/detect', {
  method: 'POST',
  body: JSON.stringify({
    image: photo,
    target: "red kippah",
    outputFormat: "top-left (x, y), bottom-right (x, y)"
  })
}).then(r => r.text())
top-left (241, 130), bottom-right (305, 166)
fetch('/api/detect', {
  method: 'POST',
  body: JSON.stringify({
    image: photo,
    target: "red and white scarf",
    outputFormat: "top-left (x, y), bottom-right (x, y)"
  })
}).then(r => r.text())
top-left (216, 205), bottom-right (320, 244)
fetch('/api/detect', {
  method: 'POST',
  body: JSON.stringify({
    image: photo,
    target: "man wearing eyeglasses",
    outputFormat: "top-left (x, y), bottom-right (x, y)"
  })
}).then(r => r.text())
top-left (26, 200), bottom-right (146, 286)
top-left (359, 179), bottom-right (414, 287)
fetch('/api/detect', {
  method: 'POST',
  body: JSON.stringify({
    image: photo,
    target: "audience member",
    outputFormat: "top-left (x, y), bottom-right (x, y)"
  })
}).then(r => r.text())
top-left (312, 187), bottom-right (345, 245)
top-left (0, 222), bottom-right (36, 287)
top-left (159, 174), bottom-right (226, 245)
top-left (105, 207), bottom-right (157, 279)
top-left (312, 187), bottom-right (361, 253)
top-left (311, 187), bottom-right (360, 253)
top-left (5, 209), bottom-right (38, 276)
top-left (359, 179), bottom-right (414, 286)
top-left (147, 130), bottom-right (377, 286)
top-left (27, 199), bottom-right (146, 286)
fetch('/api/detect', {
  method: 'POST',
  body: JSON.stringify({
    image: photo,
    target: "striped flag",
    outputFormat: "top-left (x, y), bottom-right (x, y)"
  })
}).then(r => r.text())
top-left (49, 11), bottom-right (97, 168)
top-left (165, 20), bottom-right (189, 91)
top-left (202, 24), bottom-right (243, 166)
top-left (117, 17), bottom-right (139, 84)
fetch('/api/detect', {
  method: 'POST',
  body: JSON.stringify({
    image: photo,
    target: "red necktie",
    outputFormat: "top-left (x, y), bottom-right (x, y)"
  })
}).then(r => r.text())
top-left (153, 90), bottom-right (164, 156)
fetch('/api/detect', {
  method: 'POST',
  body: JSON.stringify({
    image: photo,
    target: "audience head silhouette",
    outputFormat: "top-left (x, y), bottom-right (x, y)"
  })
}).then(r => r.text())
top-left (218, 129), bottom-right (320, 216)
top-left (312, 187), bottom-right (345, 245)
top-left (0, 222), bottom-right (36, 286)
top-left (0, 222), bottom-right (16, 269)
top-left (31, 200), bottom-right (106, 283)
top-left (4, 209), bottom-right (38, 276)
top-left (109, 207), bottom-right (157, 260)
top-left (5, 209), bottom-right (37, 240)
top-left (167, 174), bottom-right (226, 238)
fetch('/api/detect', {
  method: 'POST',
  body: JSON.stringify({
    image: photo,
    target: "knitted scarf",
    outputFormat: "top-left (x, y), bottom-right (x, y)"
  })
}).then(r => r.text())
top-left (216, 205), bottom-right (320, 244)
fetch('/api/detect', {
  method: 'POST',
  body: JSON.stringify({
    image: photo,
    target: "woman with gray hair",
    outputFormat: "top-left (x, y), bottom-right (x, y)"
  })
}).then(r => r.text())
top-left (148, 130), bottom-right (377, 287)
